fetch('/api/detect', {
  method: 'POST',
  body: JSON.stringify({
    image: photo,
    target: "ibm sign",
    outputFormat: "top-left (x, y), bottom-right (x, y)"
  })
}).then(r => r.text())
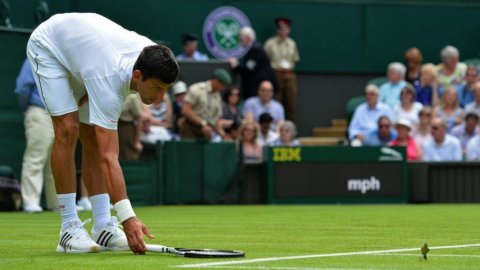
top-left (266, 147), bottom-right (407, 203)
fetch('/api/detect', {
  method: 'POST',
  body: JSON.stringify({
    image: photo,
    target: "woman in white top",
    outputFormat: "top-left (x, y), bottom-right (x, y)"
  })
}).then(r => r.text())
top-left (433, 87), bottom-right (464, 133)
top-left (436, 45), bottom-right (467, 91)
top-left (412, 106), bottom-right (433, 148)
top-left (238, 120), bottom-right (263, 164)
top-left (393, 84), bottom-right (423, 126)
top-left (271, 120), bottom-right (301, 146)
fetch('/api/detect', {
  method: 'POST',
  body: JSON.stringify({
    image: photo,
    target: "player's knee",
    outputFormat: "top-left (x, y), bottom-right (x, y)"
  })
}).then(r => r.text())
top-left (97, 153), bottom-right (118, 167)
top-left (54, 121), bottom-right (79, 144)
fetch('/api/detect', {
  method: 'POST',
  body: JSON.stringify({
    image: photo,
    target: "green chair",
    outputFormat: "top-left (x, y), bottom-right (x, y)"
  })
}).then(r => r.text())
top-left (368, 77), bottom-right (388, 87)
top-left (346, 96), bottom-right (365, 124)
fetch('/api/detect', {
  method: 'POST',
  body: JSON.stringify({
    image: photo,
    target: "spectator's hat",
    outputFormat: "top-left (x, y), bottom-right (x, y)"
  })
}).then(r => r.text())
top-left (395, 118), bottom-right (412, 130)
top-left (172, 81), bottom-right (187, 95)
top-left (275, 17), bottom-right (292, 29)
top-left (181, 33), bottom-right (198, 45)
top-left (212, 68), bottom-right (232, 86)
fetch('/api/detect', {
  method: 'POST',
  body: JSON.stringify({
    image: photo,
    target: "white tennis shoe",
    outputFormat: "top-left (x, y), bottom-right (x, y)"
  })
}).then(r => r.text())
top-left (56, 219), bottom-right (100, 253)
top-left (91, 216), bottom-right (129, 251)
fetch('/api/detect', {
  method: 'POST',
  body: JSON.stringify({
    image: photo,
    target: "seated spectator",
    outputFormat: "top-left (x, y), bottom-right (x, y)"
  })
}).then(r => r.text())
top-left (176, 33), bottom-right (209, 61)
top-left (466, 132), bottom-right (480, 161)
top-left (379, 62), bottom-right (407, 108)
top-left (223, 121), bottom-right (240, 142)
top-left (141, 95), bottom-right (173, 144)
top-left (393, 84), bottom-right (423, 126)
top-left (140, 113), bottom-right (172, 144)
top-left (422, 117), bottom-right (462, 161)
top-left (437, 45), bottom-right (466, 91)
top-left (464, 81), bottom-right (480, 115)
top-left (416, 63), bottom-right (441, 107)
top-left (450, 112), bottom-right (480, 155)
top-left (456, 66), bottom-right (478, 107)
top-left (172, 81), bottom-right (188, 134)
top-left (434, 87), bottom-right (463, 133)
top-left (389, 118), bottom-right (421, 161)
top-left (348, 84), bottom-right (393, 143)
top-left (243, 80), bottom-right (285, 131)
top-left (118, 93), bottom-right (144, 160)
top-left (217, 85), bottom-right (243, 137)
top-left (238, 120), bottom-right (263, 164)
top-left (404, 47), bottom-right (423, 87)
top-left (148, 93), bottom-right (173, 131)
top-left (412, 106), bottom-right (433, 148)
top-left (179, 69), bottom-right (231, 140)
top-left (257, 112), bottom-right (279, 146)
top-left (363, 116), bottom-right (397, 146)
top-left (271, 120), bottom-right (301, 146)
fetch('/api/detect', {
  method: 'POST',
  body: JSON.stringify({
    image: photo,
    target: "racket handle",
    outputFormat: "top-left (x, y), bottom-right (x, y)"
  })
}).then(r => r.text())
top-left (146, 244), bottom-right (170, 253)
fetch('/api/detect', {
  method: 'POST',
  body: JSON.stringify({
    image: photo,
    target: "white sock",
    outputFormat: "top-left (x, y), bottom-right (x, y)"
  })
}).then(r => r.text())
top-left (57, 193), bottom-right (80, 230)
top-left (90, 193), bottom-right (112, 230)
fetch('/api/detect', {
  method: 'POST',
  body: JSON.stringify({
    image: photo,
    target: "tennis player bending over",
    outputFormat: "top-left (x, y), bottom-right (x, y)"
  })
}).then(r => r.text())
top-left (26, 13), bottom-right (178, 254)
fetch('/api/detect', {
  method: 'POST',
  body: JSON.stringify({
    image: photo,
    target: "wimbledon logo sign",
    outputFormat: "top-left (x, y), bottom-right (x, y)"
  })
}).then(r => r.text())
top-left (203, 6), bottom-right (251, 59)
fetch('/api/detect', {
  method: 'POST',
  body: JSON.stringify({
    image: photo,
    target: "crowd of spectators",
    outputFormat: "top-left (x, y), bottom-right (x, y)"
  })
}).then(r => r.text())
top-left (348, 45), bottom-right (480, 162)
top-left (117, 28), bottom-right (480, 164)
top-left (119, 18), bottom-right (301, 163)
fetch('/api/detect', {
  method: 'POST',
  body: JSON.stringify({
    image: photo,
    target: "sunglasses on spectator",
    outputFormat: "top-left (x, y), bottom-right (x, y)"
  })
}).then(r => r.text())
top-left (379, 124), bottom-right (390, 128)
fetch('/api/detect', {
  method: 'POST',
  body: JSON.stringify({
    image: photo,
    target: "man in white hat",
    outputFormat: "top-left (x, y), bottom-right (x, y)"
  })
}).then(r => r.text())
top-left (171, 81), bottom-right (188, 134)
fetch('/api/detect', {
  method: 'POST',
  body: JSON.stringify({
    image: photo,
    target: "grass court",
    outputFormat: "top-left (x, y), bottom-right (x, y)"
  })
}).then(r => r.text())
top-left (1, 204), bottom-right (479, 270)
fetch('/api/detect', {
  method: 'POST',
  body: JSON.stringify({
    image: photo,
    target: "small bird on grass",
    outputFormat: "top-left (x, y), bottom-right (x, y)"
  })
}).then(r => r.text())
top-left (421, 243), bottom-right (430, 260)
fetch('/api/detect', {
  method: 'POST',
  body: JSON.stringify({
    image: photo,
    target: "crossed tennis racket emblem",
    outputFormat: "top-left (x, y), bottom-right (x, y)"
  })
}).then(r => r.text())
top-left (215, 22), bottom-right (241, 48)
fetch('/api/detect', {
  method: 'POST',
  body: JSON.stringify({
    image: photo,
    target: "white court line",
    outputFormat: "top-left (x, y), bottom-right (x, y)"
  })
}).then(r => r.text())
top-left (203, 267), bottom-right (382, 270)
top-left (176, 243), bottom-right (480, 268)
top-left (376, 253), bottom-right (480, 258)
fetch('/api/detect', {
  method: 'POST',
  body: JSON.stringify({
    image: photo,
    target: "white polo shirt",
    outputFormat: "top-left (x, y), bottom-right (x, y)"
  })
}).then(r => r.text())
top-left (422, 134), bottom-right (462, 161)
top-left (28, 13), bottom-right (155, 129)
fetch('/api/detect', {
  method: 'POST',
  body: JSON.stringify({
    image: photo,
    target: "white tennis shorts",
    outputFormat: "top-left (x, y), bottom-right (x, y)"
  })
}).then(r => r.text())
top-left (26, 39), bottom-right (91, 125)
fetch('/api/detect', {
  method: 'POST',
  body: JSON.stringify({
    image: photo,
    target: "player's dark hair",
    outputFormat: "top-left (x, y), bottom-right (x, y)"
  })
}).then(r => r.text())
top-left (133, 45), bottom-right (179, 84)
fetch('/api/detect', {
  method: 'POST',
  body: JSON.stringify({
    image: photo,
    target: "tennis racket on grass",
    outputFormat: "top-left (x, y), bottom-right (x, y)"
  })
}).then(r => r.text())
top-left (145, 244), bottom-right (245, 258)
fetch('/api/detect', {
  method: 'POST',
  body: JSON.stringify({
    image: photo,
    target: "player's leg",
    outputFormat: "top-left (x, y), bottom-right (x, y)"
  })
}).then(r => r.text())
top-left (79, 119), bottom-right (129, 251)
top-left (27, 39), bottom-right (99, 253)
top-left (50, 112), bottom-right (99, 253)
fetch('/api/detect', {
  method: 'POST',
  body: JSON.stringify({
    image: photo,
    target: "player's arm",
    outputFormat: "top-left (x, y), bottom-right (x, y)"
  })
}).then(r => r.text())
top-left (94, 126), bottom-right (153, 254)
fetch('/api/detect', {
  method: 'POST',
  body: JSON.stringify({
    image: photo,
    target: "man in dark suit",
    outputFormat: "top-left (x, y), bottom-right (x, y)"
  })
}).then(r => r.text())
top-left (228, 27), bottom-right (276, 100)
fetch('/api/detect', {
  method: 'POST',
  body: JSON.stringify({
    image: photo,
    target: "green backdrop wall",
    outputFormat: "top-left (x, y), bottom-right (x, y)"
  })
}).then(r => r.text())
top-left (5, 0), bottom-right (480, 73)
top-left (1, 0), bottom-right (480, 177)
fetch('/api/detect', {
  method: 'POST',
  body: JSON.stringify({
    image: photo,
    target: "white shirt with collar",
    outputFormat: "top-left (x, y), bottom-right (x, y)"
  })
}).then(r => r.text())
top-left (422, 134), bottom-right (462, 161)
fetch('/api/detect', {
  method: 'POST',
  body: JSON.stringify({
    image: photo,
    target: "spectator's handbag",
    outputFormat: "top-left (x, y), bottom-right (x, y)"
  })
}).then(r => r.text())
top-left (0, 166), bottom-right (21, 211)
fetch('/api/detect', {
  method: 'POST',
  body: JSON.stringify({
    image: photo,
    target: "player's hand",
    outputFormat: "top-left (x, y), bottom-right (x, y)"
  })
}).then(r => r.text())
top-left (123, 217), bottom-right (154, 255)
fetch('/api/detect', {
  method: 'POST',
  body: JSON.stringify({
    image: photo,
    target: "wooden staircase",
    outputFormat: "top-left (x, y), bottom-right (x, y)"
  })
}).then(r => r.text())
top-left (298, 119), bottom-right (347, 146)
